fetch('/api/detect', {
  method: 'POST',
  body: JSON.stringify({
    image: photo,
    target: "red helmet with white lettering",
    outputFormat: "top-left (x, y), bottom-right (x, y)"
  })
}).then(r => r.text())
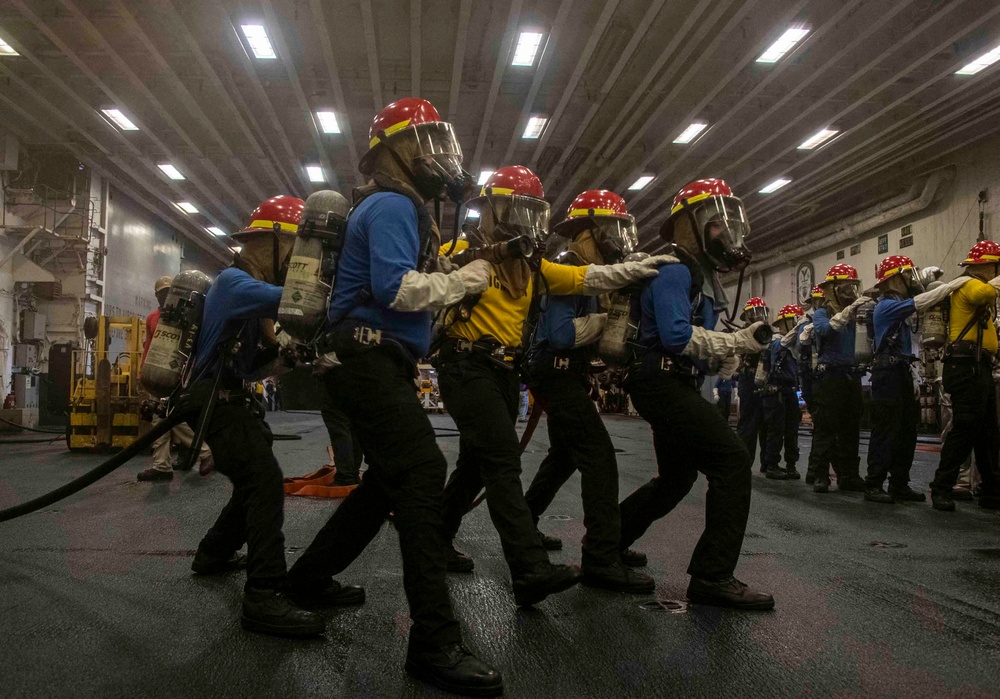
top-left (875, 255), bottom-right (916, 284)
top-left (659, 178), bottom-right (751, 272)
top-left (740, 296), bottom-right (768, 323)
top-left (465, 165), bottom-right (550, 245)
top-left (554, 189), bottom-right (638, 263)
top-left (960, 240), bottom-right (1000, 266)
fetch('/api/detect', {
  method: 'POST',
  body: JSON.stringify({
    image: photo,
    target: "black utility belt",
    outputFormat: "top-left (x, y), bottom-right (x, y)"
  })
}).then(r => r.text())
top-left (814, 364), bottom-right (863, 377)
top-left (443, 337), bottom-right (522, 368)
top-left (945, 341), bottom-right (995, 360)
top-left (634, 351), bottom-right (699, 379)
top-left (871, 356), bottom-right (913, 370)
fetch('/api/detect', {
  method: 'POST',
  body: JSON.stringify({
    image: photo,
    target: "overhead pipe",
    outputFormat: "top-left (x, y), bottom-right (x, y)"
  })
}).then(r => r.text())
top-left (736, 168), bottom-right (952, 277)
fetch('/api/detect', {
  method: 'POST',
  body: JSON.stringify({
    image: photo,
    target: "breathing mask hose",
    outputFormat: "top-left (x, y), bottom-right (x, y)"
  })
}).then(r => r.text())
top-left (451, 236), bottom-right (534, 267)
top-left (0, 410), bottom-right (185, 523)
top-left (727, 267), bottom-right (746, 324)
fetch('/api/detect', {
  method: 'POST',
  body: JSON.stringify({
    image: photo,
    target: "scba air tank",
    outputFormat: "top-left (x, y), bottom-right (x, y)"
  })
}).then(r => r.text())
top-left (854, 304), bottom-right (874, 366)
top-left (597, 252), bottom-right (649, 366)
top-left (277, 190), bottom-right (350, 343)
top-left (141, 270), bottom-right (213, 398)
top-left (918, 281), bottom-right (948, 351)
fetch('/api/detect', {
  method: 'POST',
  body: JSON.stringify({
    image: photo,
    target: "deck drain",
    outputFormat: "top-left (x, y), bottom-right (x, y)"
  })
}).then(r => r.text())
top-left (640, 600), bottom-right (687, 614)
top-left (870, 541), bottom-right (907, 549)
top-left (542, 514), bottom-right (572, 521)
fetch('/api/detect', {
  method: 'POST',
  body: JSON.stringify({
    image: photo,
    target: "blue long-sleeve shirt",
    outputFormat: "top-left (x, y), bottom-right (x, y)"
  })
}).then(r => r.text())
top-left (192, 267), bottom-right (282, 380)
top-left (326, 192), bottom-right (432, 358)
top-left (873, 296), bottom-right (915, 358)
top-left (530, 294), bottom-right (598, 367)
top-left (812, 306), bottom-right (856, 367)
top-left (765, 336), bottom-right (798, 387)
top-left (637, 263), bottom-right (718, 374)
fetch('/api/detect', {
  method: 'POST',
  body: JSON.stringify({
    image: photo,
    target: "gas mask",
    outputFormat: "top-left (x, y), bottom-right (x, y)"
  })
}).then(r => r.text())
top-left (476, 191), bottom-right (550, 253)
top-left (829, 279), bottom-right (861, 307)
top-left (687, 197), bottom-right (752, 273)
top-left (741, 306), bottom-right (769, 325)
top-left (588, 218), bottom-right (638, 264)
top-left (383, 122), bottom-right (471, 203)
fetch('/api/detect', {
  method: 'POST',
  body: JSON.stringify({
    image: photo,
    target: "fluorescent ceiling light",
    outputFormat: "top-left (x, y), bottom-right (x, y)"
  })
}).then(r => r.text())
top-left (955, 44), bottom-right (1000, 76)
top-left (157, 163), bottom-right (185, 180)
top-left (477, 170), bottom-right (494, 186)
top-left (466, 209), bottom-right (481, 220)
top-left (101, 108), bottom-right (138, 131)
top-left (175, 201), bottom-right (198, 214)
top-left (306, 165), bottom-right (324, 182)
top-left (673, 122), bottom-right (708, 144)
top-left (759, 178), bottom-right (791, 194)
top-left (241, 24), bottom-right (277, 60)
top-left (757, 27), bottom-right (810, 64)
top-left (207, 227), bottom-right (226, 237)
top-left (628, 175), bottom-right (655, 191)
top-left (0, 37), bottom-right (18, 56)
top-left (512, 32), bottom-right (544, 67)
top-left (316, 110), bottom-right (341, 134)
top-left (523, 116), bottom-right (547, 139)
top-left (798, 128), bottom-right (839, 150)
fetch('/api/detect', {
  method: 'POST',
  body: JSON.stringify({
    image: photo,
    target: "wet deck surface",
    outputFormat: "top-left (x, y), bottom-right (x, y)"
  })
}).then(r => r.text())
top-left (1, 411), bottom-right (999, 698)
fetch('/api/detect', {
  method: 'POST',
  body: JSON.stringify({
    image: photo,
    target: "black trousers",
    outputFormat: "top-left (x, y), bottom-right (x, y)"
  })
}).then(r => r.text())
top-left (736, 374), bottom-right (767, 467)
top-left (761, 388), bottom-right (801, 471)
top-left (809, 370), bottom-right (862, 486)
top-left (438, 351), bottom-right (549, 578)
top-left (931, 358), bottom-right (1000, 497)
top-left (800, 367), bottom-right (815, 413)
top-left (321, 389), bottom-right (363, 483)
top-left (618, 371), bottom-right (752, 580)
top-left (194, 402), bottom-right (287, 591)
top-left (287, 346), bottom-right (461, 653)
top-left (717, 391), bottom-right (732, 420)
top-left (865, 364), bottom-right (919, 491)
top-left (523, 371), bottom-right (622, 568)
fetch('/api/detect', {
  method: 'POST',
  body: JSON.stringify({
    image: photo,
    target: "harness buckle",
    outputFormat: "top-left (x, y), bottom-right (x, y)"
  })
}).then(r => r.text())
top-left (553, 356), bottom-right (571, 371)
top-left (353, 326), bottom-right (382, 346)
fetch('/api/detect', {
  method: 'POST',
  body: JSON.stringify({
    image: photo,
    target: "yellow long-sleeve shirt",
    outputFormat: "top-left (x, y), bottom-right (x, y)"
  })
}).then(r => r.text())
top-left (442, 241), bottom-right (587, 346)
top-left (948, 277), bottom-right (998, 352)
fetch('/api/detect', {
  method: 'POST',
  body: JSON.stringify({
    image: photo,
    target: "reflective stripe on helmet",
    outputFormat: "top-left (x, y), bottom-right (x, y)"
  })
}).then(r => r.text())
top-left (670, 190), bottom-right (714, 216)
top-left (567, 207), bottom-right (620, 218)
top-left (247, 219), bottom-right (298, 233)
top-left (368, 118), bottom-right (414, 148)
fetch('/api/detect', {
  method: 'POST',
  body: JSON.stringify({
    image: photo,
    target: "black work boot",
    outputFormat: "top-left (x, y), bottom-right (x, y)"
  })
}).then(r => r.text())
top-left (813, 482), bottom-right (830, 493)
top-left (931, 492), bottom-right (956, 512)
top-left (289, 579), bottom-right (366, 608)
top-left (864, 487), bottom-right (895, 504)
top-left (765, 469), bottom-right (792, 480)
top-left (512, 563), bottom-right (581, 607)
top-left (405, 643), bottom-right (503, 697)
top-left (889, 486), bottom-right (926, 502)
top-left (687, 576), bottom-right (774, 610)
top-left (838, 477), bottom-right (867, 493)
top-left (784, 467), bottom-right (801, 480)
top-left (537, 530), bottom-right (563, 551)
top-left (137, 468), bottom-right (173, 482)
top-left (192, 549), bottom-right (248, 575)
top-left (620, 548), bottom-right (647, 567)
top-left (446, 547), bottom-right (474, 573)
top-left (581, 561), bottom-right (655, 594)
top-left (241, 587), bottom-right (325, 637)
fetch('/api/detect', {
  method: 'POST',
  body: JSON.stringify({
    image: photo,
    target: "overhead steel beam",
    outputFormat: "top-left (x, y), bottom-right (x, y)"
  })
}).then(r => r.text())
top-left (411, 0), bottom-right (421, 96)
top-left (163, 0), bottom-right (300, 197)
top-left (470, 0), bottom-right (524, 172)
top-left (361, 0), bottom-right (384, 110)
top-left (53, 0), bottom-right (256, 216)
top-left (446, 0), bottom-right (473, 124)
top-left (309, 0), bottom-right (362, 185)
top-left (261, 0), bottom-right (339, 191)
top-left (499, 0), bottom-right (575, 168)
top-left (108, 0), bottom-right (272, 204)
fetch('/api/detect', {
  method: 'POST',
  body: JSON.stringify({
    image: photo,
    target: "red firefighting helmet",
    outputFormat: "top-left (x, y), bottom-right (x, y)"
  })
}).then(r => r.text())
top-left (659, 178), bottom-right (751, 272)
top-left (232, 195), bottom-right (304, 241)
top-left (554, 189), bottom-right (638, 262)
top-left (777, 304), bottom-right (805, 322)
top-left (960, 240), bottom-right (1000, 266)
top-left (466, 165), bottom-right (550, 244)
top-left (359, 97), bottom-right (462, 178)
top-left (875, 255), bottom-right (915, 285)
top-left (740, 296), bottom-right (768, 322)
top-left (811, 285), bottom-right (825, 299)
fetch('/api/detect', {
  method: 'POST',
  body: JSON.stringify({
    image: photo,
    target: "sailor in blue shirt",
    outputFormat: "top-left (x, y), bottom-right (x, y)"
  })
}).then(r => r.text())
top-left (285, 98), bottom-right (504, 697)
top-left (522, 190), bottom-right (656, 593)
top-left (760, 305), bottom-right (805, 480)
top-left (864, 255), bottom-right (928, 504)
top-left (183, 195), bottom-right (333, 639)
top-left (809, 263), bottom-right (873, 494)
top-left (616, 178), bottom-right (774, 610)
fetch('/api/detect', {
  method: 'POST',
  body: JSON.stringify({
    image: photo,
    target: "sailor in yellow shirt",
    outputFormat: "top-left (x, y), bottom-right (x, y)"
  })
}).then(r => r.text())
top-left (930, 240), bottom-right (1000, 512)
top-left (434, 166), bottom-right (675, 606)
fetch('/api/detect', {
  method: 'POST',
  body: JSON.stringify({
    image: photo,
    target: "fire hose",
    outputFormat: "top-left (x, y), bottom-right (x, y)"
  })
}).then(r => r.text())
top-left (0, 410), bottom-right (185, 523)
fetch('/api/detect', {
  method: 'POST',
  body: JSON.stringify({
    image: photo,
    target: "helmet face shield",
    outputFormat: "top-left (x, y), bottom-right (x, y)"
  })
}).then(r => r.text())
top-left (589, 217), bottom-right (638, 264)
top-left (691, 196), bottom-right (751, 272)
top-left (742, 306), bottom-right (769, 324)
top-left (403, 122), bottom-right (468, 200)
top-left (481, 194), bottom-right (551, 246)
top-left (831, 279), bottom-right (861, 306)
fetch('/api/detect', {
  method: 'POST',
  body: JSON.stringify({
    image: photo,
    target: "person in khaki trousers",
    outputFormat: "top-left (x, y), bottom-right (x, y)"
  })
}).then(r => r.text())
top-left (136, 276), bottom-right (213, 482)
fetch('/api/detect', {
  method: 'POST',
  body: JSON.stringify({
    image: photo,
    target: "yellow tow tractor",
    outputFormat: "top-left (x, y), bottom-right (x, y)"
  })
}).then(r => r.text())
top-left (67, 315), bottom-right (149, 452)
